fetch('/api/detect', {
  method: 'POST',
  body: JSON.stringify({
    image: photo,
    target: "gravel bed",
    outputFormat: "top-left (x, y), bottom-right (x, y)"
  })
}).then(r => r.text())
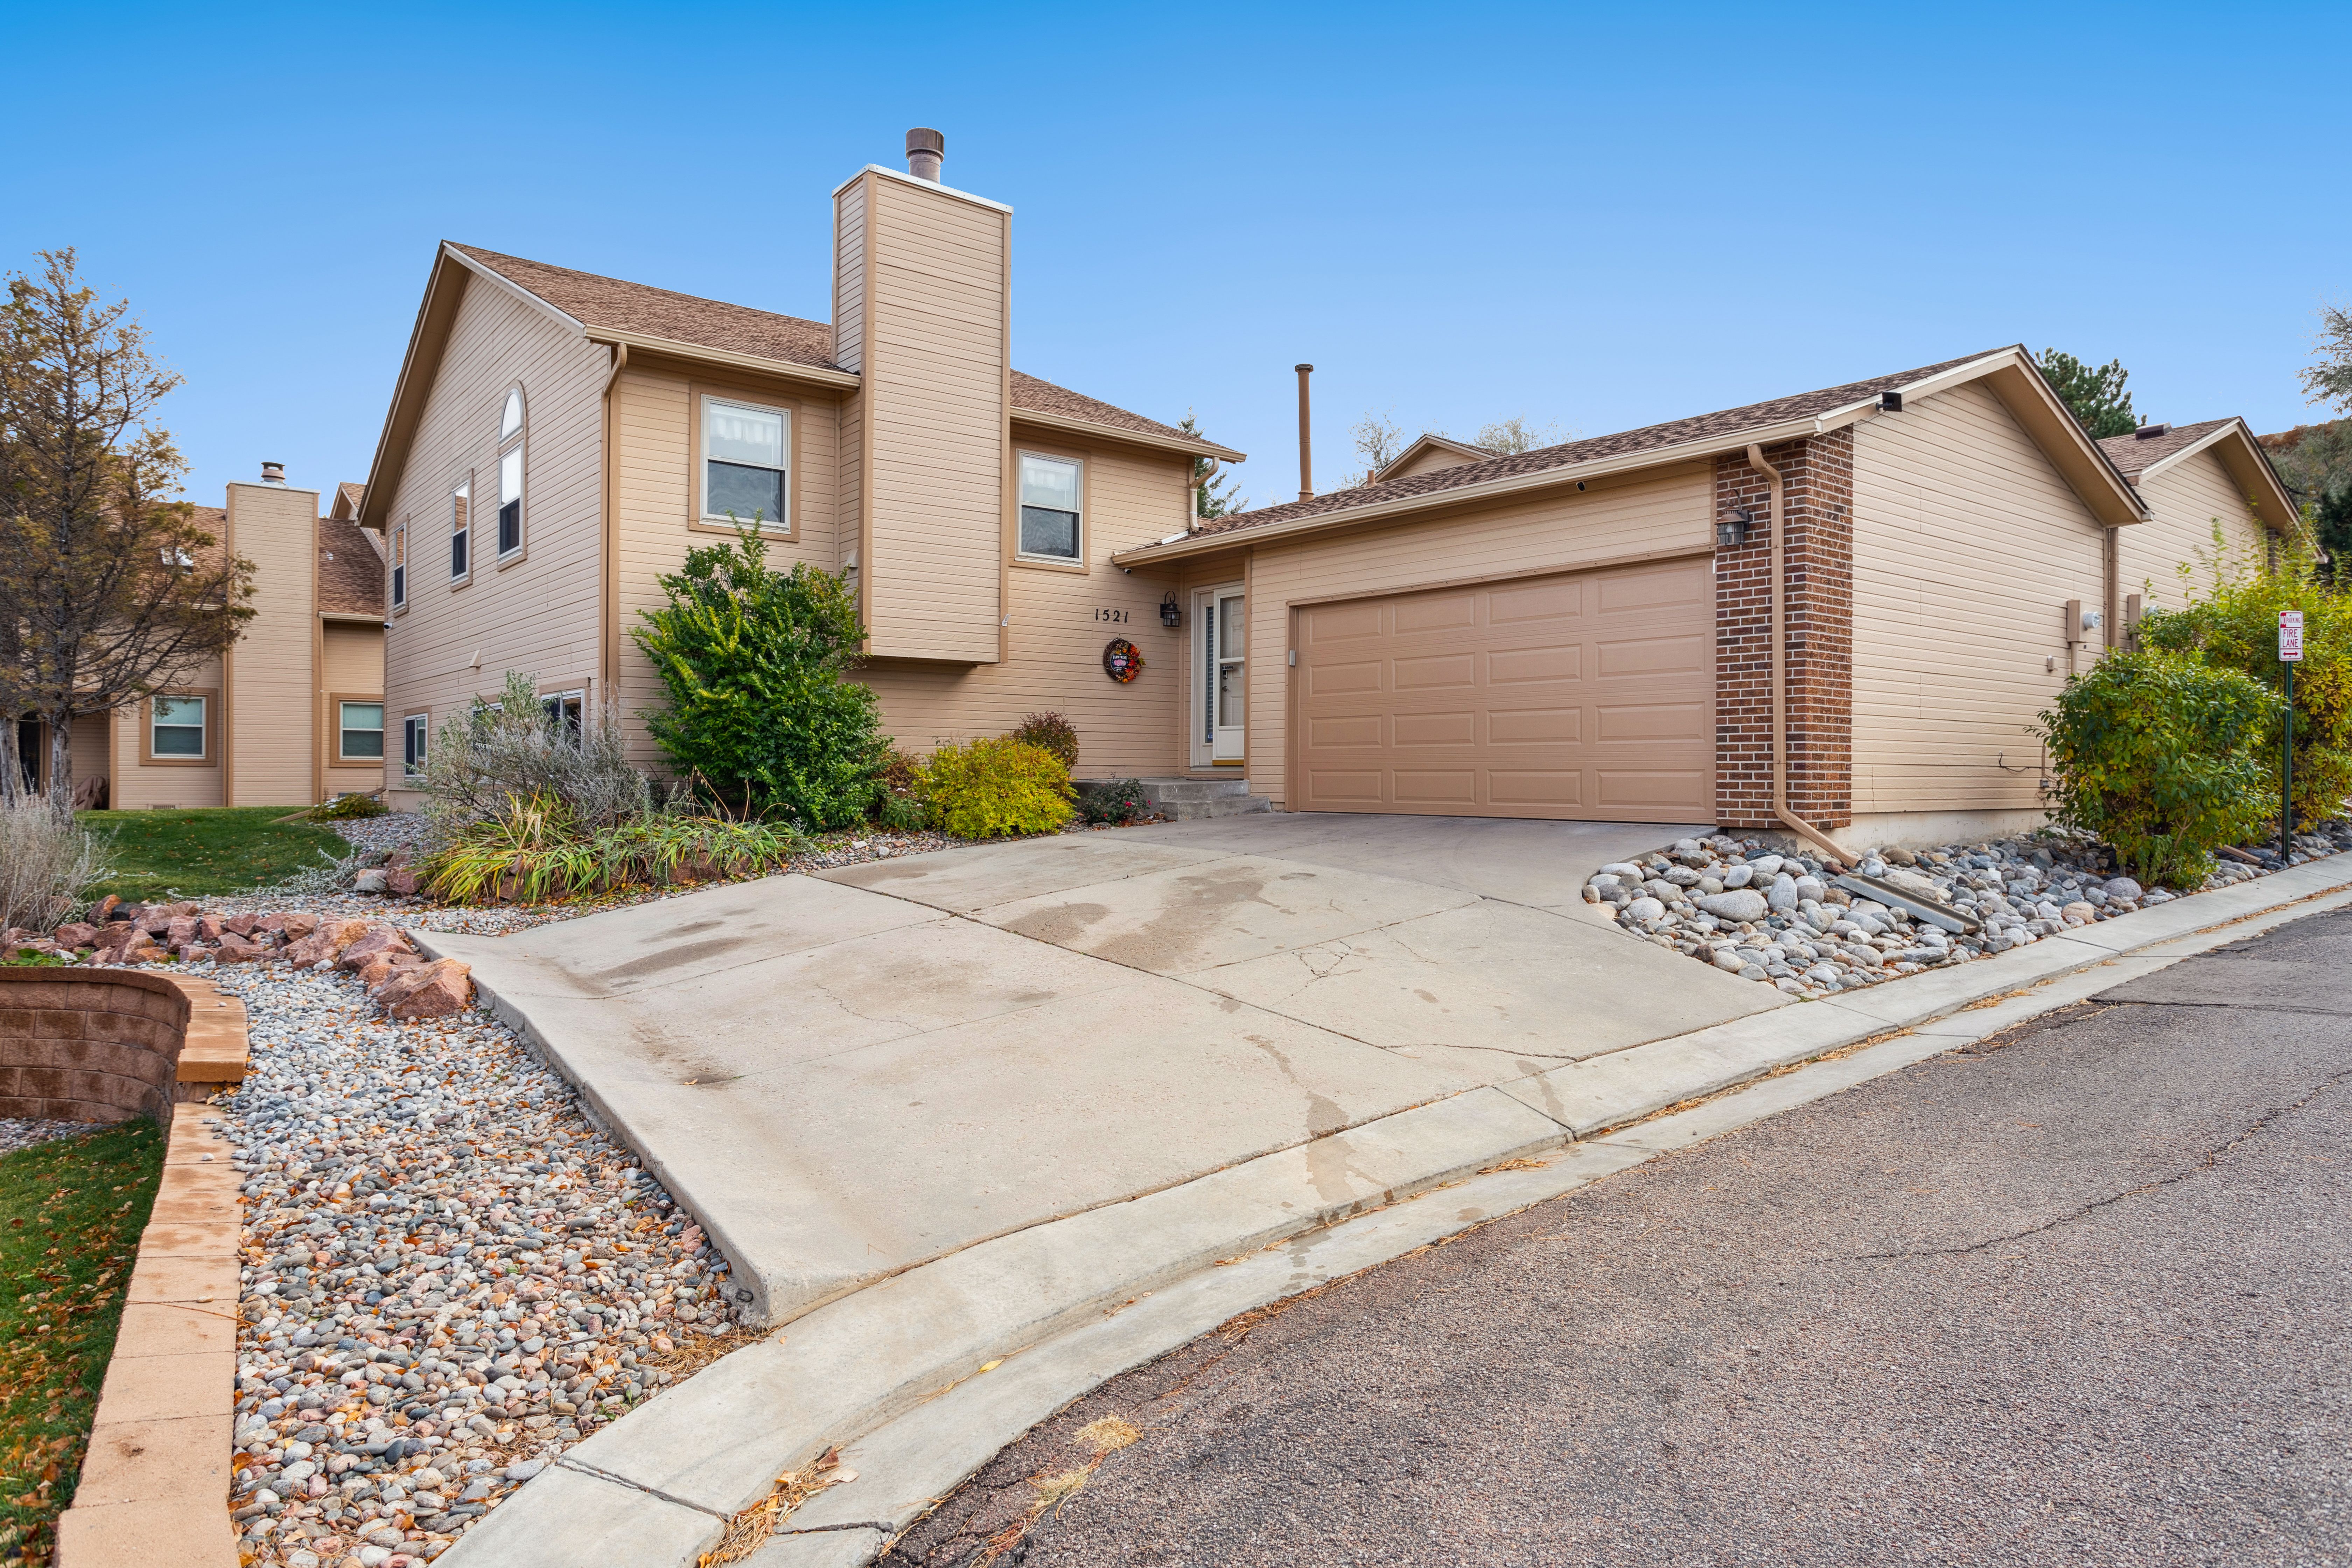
top-left (211, 956), bottom-right (758, 1567)
top-left (326, 813), bottom-right (433, 858)
top-left (1591, 822), bottom-right (2352, 997)
top-left (0, 1114), bottom-right (93, 1158)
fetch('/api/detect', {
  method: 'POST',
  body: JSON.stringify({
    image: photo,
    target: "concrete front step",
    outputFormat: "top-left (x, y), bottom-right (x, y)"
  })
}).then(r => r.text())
top-left (1133, 776), bottom-right (1272, 820)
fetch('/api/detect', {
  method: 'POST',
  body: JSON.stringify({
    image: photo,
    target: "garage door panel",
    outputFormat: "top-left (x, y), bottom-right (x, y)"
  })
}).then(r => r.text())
top-left (1488, 707), bottom-right (1581, 745)
top-left (1310, 659), bottom-right (1387, 697)
top-left (1487, 644), bottom-right (1580, 685)
top-left (1393, 710), bottom-right (1477, 748)
top-left (1392, 653), bottom-right (1477, 691)
top-left (1487, 769), bottom-right (1583, 806)
top-left (1296, 557), bottom-right (1713, 822)
top-left (1595, 701), bottom-right (1706, 742)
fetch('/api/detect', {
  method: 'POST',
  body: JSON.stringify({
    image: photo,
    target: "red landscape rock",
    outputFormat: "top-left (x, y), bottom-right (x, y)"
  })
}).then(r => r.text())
top-left (51, 922), bottom-right (98, 949)
top-left (337, 925), bottom-right (415, 971)
top-left (223, 913), bottom-right (260, 937)
top-left (385, 866), bottom-right (421, 897)
top-left (359, 951), bottom-right (426, 992)
top-left (379, 958), bottom-right (474, 1021)
top-left (214, 932), bottom-right (265, 963)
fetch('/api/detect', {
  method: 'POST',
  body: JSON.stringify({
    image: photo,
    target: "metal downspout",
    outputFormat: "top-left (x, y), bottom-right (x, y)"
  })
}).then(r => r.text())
top-left (1746, 442), bottom-right (1854, 868)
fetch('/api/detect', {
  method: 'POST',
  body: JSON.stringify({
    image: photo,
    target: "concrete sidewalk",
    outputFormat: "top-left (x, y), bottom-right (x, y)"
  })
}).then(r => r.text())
top-left (420, 815), bottom-right (1758, 1327)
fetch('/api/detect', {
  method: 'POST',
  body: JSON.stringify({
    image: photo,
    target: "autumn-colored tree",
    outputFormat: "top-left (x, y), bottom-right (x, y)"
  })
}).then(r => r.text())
top-left (0, 249), bottom-right (254, 808)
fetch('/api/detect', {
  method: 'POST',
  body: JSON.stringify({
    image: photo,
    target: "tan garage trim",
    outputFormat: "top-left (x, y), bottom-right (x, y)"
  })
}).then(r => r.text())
top-left (1291, 556), bottom-right (1714, 822)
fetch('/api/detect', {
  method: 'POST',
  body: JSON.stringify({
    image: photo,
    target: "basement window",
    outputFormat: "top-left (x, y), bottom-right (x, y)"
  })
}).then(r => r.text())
top-left (1018, 453), bottom-right (1082, 561)
top-left (702, 397), bottom-right (789, 531)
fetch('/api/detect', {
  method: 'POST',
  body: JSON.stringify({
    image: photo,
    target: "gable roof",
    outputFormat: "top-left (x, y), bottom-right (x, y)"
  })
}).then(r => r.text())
top-left (2098, 417), bottom-right (2300, 531)
top-left (1116, 346), bottom-right (2147, 565)
top-left (1377, 433), bottom-right (1496, 479)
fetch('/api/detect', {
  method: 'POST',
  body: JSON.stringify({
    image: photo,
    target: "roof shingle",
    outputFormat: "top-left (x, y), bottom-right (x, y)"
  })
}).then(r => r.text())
top-left (447, 245), bottom-right (1227, 454)
top-left (2095, 419), bottom-right (2234, 479)
top-left (318, 513), bottom-right (385, 617)
top-left (1182, 350), bottom-right (2006, 540)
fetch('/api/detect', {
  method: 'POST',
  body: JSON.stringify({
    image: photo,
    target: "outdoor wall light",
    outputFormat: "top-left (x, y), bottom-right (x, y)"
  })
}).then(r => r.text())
top-left (1716, 509), bottom-right (1755, 549)
top-left (1160, 592), bottom-right (1182, 628)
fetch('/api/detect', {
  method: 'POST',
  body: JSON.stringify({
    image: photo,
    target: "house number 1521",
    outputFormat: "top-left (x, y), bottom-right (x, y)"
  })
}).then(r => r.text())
top-left (1093, 608), bottom-right (1129, 623)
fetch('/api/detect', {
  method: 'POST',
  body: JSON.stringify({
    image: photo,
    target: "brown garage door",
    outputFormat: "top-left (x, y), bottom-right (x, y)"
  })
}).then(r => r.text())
top-left (1293, 557), bottom-right (1713, 821)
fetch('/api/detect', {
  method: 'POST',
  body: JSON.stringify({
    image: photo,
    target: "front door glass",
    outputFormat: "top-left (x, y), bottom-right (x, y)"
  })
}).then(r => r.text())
top-left (1211, 589), bottom-right (1245, 761)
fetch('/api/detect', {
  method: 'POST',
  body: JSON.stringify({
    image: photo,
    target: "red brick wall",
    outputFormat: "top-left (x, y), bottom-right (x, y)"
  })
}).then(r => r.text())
top-left (1714, 433), bottom-right (1854, 830)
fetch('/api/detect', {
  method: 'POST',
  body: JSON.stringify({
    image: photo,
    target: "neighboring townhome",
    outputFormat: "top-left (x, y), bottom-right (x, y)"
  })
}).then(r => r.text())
top-left (357, 129), bottom-right (2298, 851)
top-left (28, 466), bottom-right (389, 810)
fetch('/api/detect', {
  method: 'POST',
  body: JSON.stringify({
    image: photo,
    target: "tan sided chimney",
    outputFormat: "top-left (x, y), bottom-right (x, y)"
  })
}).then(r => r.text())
top-left (833, 132), bottom-right (1009, 663)
top-left (905, 128), bottom-right (944, 182)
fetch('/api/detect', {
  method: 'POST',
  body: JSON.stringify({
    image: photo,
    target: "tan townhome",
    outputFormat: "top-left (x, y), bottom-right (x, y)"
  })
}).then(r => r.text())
top-left (23, 469), bottom-right (388, 810)
top-left (360, 129), bottom-right (2299, 851)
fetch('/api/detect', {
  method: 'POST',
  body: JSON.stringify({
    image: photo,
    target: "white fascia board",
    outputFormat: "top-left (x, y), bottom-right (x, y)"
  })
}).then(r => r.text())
top-left (441, 244), bottom-right (586, 333)
top-left (1013, 407), bottom-right (1245, 463)
top-left (828, 163), bottom-right (1014, 216)
top-left (582, 328), bottom-right (861, 390)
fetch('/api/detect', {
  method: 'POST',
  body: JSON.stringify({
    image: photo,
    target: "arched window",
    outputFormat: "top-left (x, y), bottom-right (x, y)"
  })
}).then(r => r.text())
top-left (496, 387), bottom-right (525, 558)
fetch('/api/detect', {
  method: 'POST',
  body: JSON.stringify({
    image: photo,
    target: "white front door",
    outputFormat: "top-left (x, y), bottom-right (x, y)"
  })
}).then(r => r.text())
top-left (1194, 585), bottom-right (1246, 766)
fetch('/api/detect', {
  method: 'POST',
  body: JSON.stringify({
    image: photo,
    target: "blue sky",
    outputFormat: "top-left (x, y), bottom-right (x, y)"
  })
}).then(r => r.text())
top-left (5, 1), bottom-right (2346, 510)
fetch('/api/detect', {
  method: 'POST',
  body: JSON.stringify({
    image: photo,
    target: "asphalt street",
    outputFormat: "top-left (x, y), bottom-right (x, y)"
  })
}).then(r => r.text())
top-left (882, 907), bottom-right (2352, 1568)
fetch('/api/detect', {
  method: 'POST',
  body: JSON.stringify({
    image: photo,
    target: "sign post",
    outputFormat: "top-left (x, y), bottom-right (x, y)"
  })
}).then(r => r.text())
top-left (2280, 610), bottom-right (2304, 863)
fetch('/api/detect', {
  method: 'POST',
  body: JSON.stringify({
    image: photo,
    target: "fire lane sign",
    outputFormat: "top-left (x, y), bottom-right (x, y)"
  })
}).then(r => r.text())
top-left (2281, 610), bottom-right (2305, 663)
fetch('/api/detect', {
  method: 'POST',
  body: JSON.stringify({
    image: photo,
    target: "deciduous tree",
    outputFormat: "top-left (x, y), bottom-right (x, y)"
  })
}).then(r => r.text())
top-left (2299, 302), bottom-right (2352, 414)
top-left (0, 250), bottom-right (253, 808)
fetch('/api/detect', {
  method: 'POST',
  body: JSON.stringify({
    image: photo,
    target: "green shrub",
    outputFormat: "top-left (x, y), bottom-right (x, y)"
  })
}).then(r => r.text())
top-left (631, 529), bottom-right (888, 830)
top-left (922, 737), bottom-right (1074, 839)
top-left (2137, 534), bottom-right (2352, 830)
top-left (420, 671), bottom-right (656, 837)
top-left (1078, 778), bottom-right (1151, 826)
top-left (422, 792), bottom-right (808, 904)
top-left (1010, 712), bottom-right (1079, 772)
top-left (309, 792), bottom-right (387, 821)
top-left (2038, 649), bottom-right (2282, 886)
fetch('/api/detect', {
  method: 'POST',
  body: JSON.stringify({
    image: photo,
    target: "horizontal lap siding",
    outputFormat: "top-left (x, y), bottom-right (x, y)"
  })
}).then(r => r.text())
top-left (109, 657), bottom-right (224, 808)
top-left (2126, 448), bottom-right (2267, 611)
top-left (1236, 464), bottom-right (1712, 808)
top-left (1849, 381), bottom-right (2104, 815)
top-left (382, 277), bottom-right (608, 803)
top-left (862, 176), bottom-right (1004, 663)
top-left (611, 368), bottom-right (842, 772)
top-left (226, 483), bottom-right (321, 804)
top-left (862, 436), bottom-right (1191, 776)
top-left (322, 623), bottom-right (386, 797)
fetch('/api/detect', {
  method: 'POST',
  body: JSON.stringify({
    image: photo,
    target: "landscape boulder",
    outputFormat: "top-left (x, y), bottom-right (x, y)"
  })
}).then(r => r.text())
top-left (359, 951), bottom-right (426, 992)
top-left (377, 959), bottom-right (474, 1021)
top-left (385, 866), bottom-right (421, 897)
top-left (1696, 890), bottom-right (1770, 923)
top-left (51, 922), bottom-right (98, 950)
top-left (286, 918), bottom-right (370, 968)
top-left (337, 925), bottom-right (416, 972)
top-left (214, 931), bottom-right (266, 964)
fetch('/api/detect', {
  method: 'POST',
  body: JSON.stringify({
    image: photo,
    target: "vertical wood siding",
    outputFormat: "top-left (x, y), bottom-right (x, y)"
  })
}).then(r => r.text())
top-left (2124, 447), bottom-right (2268, 611)
top-left (1849, 381), bottom-right (2105, 815)
top-left (380, 275), bottom-right (610, 805)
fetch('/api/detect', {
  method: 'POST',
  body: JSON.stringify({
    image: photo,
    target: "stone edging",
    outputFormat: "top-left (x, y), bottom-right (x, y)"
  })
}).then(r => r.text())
top-left (425, 853), bottom-right (2352, 1567)
top-left (44, 977), bottom-right (249, 1567)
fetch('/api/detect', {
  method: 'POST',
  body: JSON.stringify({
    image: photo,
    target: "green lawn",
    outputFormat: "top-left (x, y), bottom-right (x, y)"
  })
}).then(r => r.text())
top-left (0, 1121), bottom-right (163, 1567)
top-left (80, 806), bottom-right (352, 902)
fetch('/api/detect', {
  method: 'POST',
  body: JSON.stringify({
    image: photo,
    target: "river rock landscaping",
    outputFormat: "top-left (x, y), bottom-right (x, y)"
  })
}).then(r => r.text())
top-left (1587, 823), bottom-right (2352, 998)
top-left (215, 955), bottom-right (753, 1568)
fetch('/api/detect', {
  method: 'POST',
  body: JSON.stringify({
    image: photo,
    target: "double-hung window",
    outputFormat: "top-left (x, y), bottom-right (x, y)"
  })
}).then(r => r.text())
top-left (403, 714), bottom-right (429, 780)
top-left (391, 519), bottom-right (407, 608)
top-left (497, 389), bottom-right (525, 557)
top-left (1017, 453), bottom-right (1082, 561)
top-left (540, 689), bottom-right (585, 746)
top-left (701, 397), bottom-right (789, 530)
top-left (450, 480), bottom-right (470, 581)
top-left (339, 702), bottom-right (385, 761)
top-left (152, 696), bottom-right (206, 758)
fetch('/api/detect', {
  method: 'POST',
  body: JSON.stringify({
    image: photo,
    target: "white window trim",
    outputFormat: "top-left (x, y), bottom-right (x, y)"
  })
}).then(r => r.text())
top-left (391, 518), bottom-right (408, 609)
top-left (1016, 450), bottom-right (1085, 563)
top-left (497, 386), bottom-right (526, 560)
top-left (699, 394), bottom-right (791, 532)
top-left (152, 695), bottom-right (208, 761)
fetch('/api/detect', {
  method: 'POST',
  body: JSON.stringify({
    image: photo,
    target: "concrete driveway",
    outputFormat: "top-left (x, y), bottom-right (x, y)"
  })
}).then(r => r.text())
top-left (425, 813), bottom-right (1781, 1327)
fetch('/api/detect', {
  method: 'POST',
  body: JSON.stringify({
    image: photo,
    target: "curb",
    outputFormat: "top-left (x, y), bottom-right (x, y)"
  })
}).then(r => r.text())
top-left (431, 853), bottom-right (2352, 1567)
top-left (54, 982), bottom-right (248, 1568)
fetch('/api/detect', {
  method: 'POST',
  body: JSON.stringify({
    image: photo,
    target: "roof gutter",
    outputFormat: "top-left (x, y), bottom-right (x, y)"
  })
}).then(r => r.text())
top-left (1746, 442), bottom-right (1854, 870)
top-left (581, 329), bottom-right (862, 390)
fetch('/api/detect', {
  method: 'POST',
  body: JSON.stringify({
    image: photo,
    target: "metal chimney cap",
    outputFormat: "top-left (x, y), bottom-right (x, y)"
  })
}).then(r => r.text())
top-left (1295, 363), bottom-right (1314, 373)
top-left (260, 461), bottom-right (287, 483)
top-left (904, 127), bottom-right (945, 180)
